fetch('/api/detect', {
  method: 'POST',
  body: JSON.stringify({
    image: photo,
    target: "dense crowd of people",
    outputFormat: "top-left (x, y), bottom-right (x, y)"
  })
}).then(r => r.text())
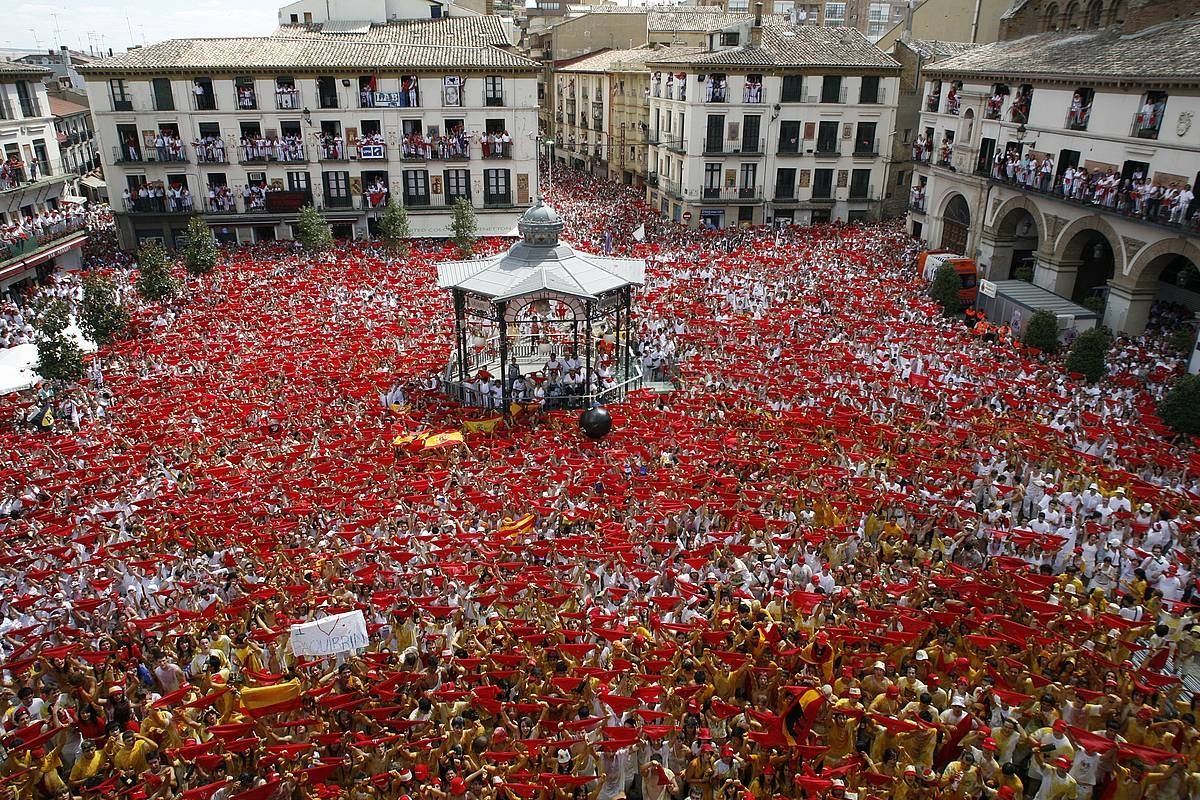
top-left (0, 173), bottom-right (1197, 800)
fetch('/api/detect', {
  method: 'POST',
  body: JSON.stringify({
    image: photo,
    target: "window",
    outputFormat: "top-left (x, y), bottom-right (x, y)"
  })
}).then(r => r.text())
top-left (289, 13), bottom-right (299, 23)
top-left (317, 76), bottom-right (338, 109)
top-left (720, 32), bottom-right (740, 46)
top-left (743, 74), bottom-right (763, 103)
top-left (704, 163), bottom-right (721, 191)
top-left (867, 2), bottom-right (889, 37)
top-left (816, 121), bottom-right (839, 153)
top-left (779, 121), bottom-right (801, 153)
top-left (485, 76), bottom-right (504, 107)
top-left (859, 75), bottom-right (880, 104)
top-left (276, 76), bottom-right (299, 109)
top-left (849, 168), bottom-right (870, 198)
top-left (739, 163), bottom-right (757, 195)
top-left (1133, 91), bottom-right (1167, 139)
top-left (109, 79), bottom-right (132, 112)
top-left (742, 115), bottom-right (762, 152)
top-left (1043, 2), bottom-right (1060, 30)
top-left (323, 171), bottom-right (351, 207)
top-left (824, 1), bottom-right (846, 23)
top-left (15, 82), bottom-right (40, 117)
top-left (444, 169), bottom-right (470, 202)
top-left (403, 170), bottom-right (430, 206)
top-left (705, 74), bottom-right (728, 103)
top-left (1066, 87), bottom-right (1093, 131)
top-left (812, 168), bottom-right (834, 198)
top-left (854, 122), bottom-right (877, 154)
top-left (115, 124), bottom-right (140, 162)
top-left (484, 169), bottom-right (510, 205)
top-left (820, 75), bottom-right (842, 103)
top-left (1010, 84), bottom-right (1033, 123)
top-left (775, 167), bottom-right (796, 199)
top-left (192, 77), bottom-right (216, 111)
top-left (705, 115), bottom-right (725, 152)
top-left (151, 78), bottom-right (174, 111)
top-left (359, 75), bottom-right (378, 108)
top-left (287, 171), bottom-right (310, 193)
top-left (985, 83), bottom-right (1009, 120)
top-left (235, 77), bottom-right (257, 109)
top-left (781, 75), bottom-right (804, 103)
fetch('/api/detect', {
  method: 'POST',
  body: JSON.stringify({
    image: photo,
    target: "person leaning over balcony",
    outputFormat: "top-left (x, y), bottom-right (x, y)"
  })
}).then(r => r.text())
top-left (1039, 156), bottom-right (1054, 192)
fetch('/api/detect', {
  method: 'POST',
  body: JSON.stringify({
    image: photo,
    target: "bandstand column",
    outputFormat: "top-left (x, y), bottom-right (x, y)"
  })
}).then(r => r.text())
top-left (585, 300), bottom-right (594, 404)
top-left (497, 300), bottom-right (509, 413)
top-left (454, 291), bottom-right (468, 395)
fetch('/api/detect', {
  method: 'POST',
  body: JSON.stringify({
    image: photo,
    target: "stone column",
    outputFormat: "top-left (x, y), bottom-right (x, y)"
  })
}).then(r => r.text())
top-left (1033, 254), bottom-right (1081, 297)
top-left (1103, 280), bottom-right (1155, 335)
top-left (977, 231), bottom-right (1015, 281)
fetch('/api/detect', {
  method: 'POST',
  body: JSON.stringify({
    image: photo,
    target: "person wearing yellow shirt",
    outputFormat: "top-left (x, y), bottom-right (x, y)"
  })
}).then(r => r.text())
top-left (107, 728), bottom-right (159, 776)
top-left (1107, 759), bottom-right (1182, 800)
top-left (940, 750), bottom-right (982, 799)
top-left (68, 739), bottom-right (109, 787)
top-left (1035, 756), bottom-right (1078, 800)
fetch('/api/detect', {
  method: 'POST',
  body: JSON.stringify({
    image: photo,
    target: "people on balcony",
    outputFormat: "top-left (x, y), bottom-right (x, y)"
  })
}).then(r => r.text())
top-left (275, 84), bottom-right (300, 108)
top-left (911, 132), bottom-right (930, 163)
top-left (365, 179), bottom-right (389, 208)
top-left (1067, 92), bottom-right (1090, 129)
top-left (193, 135), bottom-right (227, 163)
top-left (318, 133), bottom-right (346, 160)
top-left (482, 130), bottom-right (512, 158)
top-left (909, 182), bottom-right (926, 211)
top-left (207, 184), bottom-right (237, 212)
top-left (1009, 87), bottom-right (1032, 123)
top-left (937, 136), bottom-right (954, 168)
top-left (988, 147), bottom-right (1198, 229)
top-left (0, 156), bottom-right (27, 190)
top-left (946, 85), bottom-right (960, 115)
top-left (242, 181), bottom-right (273, 211)
top-left (985, 91), bottom-right (1004, 120)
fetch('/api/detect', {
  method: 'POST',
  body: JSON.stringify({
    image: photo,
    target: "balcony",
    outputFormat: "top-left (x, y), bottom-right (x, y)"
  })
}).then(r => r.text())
top-left (238, 144), bottom-right (307, 164)
top-left (814, 145), bottom-right (841, 158)
top-left (985, 173), bottom-right (1200, 236)
top-left (777, 144), bottom-right (802, 156)
top-left (909, 199), bottom-right (926, 214)
top-left (702, 138), bottom-right (765, 156)
top-left (276, 88), bottom-right (301, 109)
top-left (485, 92), bottom-right (506, 108)
top-left (646, 173), bottom-right (658, 188)
top-left (0, 221), bottom-right (88, 272)
top-left (0, 172), bottom-right (69, 195)
top-left (482, 142), bottom-right (512, 160)
top-left (317, 144), bottom-right (349, 162)
top-left (196, 148), bottom-right (230, 165)
top-left (112, 145), bottom-right (190, 165)
top-left (403, 193), bottom-right (431, 208)
top-left (124, 197), bottom-right (195, 215)
top-left (484, 192), bottom-right (513, 208)
top-left (848, 184), bottom-right (875, 202)
top-left (852, 140), bottom-right (880, 157)
top-left (699, 187), bottom-right (763, 203)
top-left (661, 138), bottom-right (687, 156)
top-left (774, 190), bottom-right (796, 201)
top-left (190, 93), bottom-right (217, 112)
top-left (323, 194), bottom-right (354, 209)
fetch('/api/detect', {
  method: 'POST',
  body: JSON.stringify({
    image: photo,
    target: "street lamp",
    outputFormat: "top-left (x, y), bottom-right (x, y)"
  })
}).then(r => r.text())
top-left (532, 132), bottom-right (555, 197)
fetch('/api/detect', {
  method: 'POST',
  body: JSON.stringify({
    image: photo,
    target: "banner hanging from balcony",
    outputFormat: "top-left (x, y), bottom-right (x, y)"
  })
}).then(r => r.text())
top-left (443, 75), bottom-right (463, 107)
top-left (373, 77), bottom-right (420, 108)
top-left (359, 144), bottom-right (385, 160)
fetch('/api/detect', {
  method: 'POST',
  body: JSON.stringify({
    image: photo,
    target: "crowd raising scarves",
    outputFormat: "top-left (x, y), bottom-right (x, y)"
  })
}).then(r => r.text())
top-left (0, 168), bottom-right (1198, 800)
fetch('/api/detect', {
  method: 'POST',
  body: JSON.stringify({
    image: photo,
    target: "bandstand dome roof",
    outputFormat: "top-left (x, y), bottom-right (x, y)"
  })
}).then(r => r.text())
top-left (436, 199), bottom-right (645, 303)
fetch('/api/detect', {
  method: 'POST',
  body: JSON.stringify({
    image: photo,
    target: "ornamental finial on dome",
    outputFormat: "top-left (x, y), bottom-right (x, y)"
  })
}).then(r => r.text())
top-left (517, 196), bottom-right (564, 245)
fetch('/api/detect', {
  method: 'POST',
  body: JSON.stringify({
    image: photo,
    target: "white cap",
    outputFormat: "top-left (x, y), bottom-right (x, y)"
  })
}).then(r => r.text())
top-left (915, 649), bottom-right (929, 661)
top-left (873, 660), bottom-right (886, 670)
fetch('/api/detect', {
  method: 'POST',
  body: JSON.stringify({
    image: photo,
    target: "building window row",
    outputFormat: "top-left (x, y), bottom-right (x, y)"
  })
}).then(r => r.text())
top-left (649, 72), bottom-right (881, 105)
top-left (109, 74), bottom-right (515, 113)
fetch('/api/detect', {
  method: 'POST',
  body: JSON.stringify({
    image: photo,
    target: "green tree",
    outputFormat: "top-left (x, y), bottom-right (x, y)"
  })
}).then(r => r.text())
top-left (79, 273), bottom-right (130, 346)
top-left (451, 197), bottom-right (477, 258)
top-left (379, 197), bottom-right (412, 256)
top-left (929, 262), bottom-right (962, 317)
top-left (296, 205), bottom-right (333, 253)
top-left (1159, 373), bottom-right (1200, 436)
top-left (134, 241), bottom-right (181, 304)
top-left (1168, 324), bottom-right (1197, 356)
top-left (1064, 326), bottom-right (1111, 382)
top-left (33, 298), bottom-right (84, 383)
top-left (182, 216), bottom-right (218, 276)
top-left (1022, 308), bottom-right (1060, 354)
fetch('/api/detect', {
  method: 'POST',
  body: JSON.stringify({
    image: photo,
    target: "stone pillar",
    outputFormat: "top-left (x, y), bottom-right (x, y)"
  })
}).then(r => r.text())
top-left (1033, 254), bottom-right (1080, 297)
top-left (1104, 280), bottom-right (1155, 335)
top-left (977, 232), bottom-right (1015, 281)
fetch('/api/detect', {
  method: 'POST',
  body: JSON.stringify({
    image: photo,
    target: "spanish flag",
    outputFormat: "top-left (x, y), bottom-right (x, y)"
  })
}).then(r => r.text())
top-left (783, 687), bottom-right (826, 743)
top-left (240, 679), bottom-right (302, 718)
top-left (499, 514), bottom-right (535, 537)
top-left (392, 430), bottom-right (465, 450)
top-left (464, 414), bottom-right (504, 434)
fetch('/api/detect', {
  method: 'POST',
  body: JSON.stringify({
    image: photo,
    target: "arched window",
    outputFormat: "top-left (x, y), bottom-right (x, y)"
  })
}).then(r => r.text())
top-left (1085, 0), bottom-right (1103, 27)
top-left (1063, 0), bottom-right (1080, 28)
top-left (1107, 0), bottom-right (1124, 24)
top-left (1044, 2), bottom-right (1060, 30)
top-left (939, 194), bottom-right (971, 254)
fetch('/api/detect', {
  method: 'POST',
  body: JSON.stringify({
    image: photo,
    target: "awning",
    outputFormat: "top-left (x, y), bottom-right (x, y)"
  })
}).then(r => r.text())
top-left (60, 195), bottom-right (87, 205)
top-left (80, 175), bottom-right (106, 190)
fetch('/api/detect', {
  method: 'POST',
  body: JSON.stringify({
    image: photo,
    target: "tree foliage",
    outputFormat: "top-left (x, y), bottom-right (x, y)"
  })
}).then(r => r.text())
top-left (134, 241), bottom-right (181, 304)
top-left (1022, 309), bottom-right (1060, 354)
top-left (929, 263), bottom-right (962, 317)
top-left (182, 216), bottom-right (218, 276)
top-left (1159, 374), bottom-right (1200, 436)
top-left (79, 273), bottom-right (129, 346)
top-left (379, 198), bottom-right (412, 256)
top-left (33, 298), bottom-right (84, 383)
top-left (297, 205), bottom-right (333, 253)
top-left (1064, 326), bottom-right (1112, 382)
top-left (451, 198), bottom-right (477, 258)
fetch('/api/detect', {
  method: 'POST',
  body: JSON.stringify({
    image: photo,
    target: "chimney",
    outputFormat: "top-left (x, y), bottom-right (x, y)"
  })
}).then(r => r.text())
top-left (60, 45), bottom-right (71, 67)
top-left (754, 1), bottom-right (763, 25)
top-left (751, 1), bottom-right (763, 44)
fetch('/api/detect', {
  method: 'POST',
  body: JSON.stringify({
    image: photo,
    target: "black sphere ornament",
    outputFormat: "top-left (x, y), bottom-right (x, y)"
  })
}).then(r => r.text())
top-left (579, 406), bottom-right (613, 440)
